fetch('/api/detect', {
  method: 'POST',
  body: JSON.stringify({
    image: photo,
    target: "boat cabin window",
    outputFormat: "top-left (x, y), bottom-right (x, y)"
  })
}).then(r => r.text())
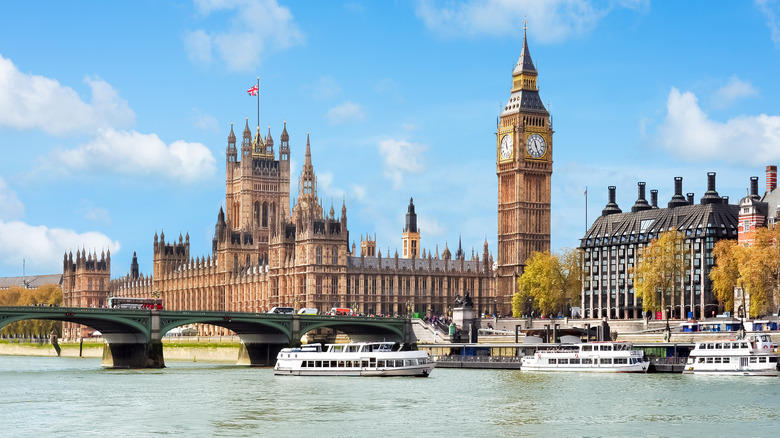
top-left (582, 358), bottom-right (593, 364)
top-left (582, 345), bottom-right (593, 352)
top-left (706, 358), bottom-right (713, 364)
top-left (770, 357), bottom-right (778, 363)
top-left (714, 343), bottom-right (722, 349)
top-left (600, 358), bottom-right (612, 364)
top-left (741, 342), bottom-right (748, 349)
top-left (559, 359), bottom-right (569, 365)
top-left (759, 357), bottom-right (767, 363)
top-left (707, 343), bottom-right (715, 349)
top-left (600, 345), bottom-right (612, 351)
top-left (722, 357), bottom-right (730, 364)
top-left (697, 358), bottom-right (705, 363)
top-left (549, 358), bottom-right (557, 364)
top-left (346, 345), bottom-right (360, 353)
top-left (713, 358), bottom-right (722, 364)
top-left (570, 358), bottom-right (581, 364)
top-left (722, 343), bottom-right (730, 349)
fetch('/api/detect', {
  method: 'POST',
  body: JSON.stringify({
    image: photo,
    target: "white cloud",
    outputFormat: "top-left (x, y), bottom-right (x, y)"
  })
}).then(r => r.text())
top-left (0, 54), bottom-right (134, 136)
top-left (191, 108), bottom-right (221, 133)
top-left (325, 101), bottom-right (366, 125)
top-left (350, 184), bottom-right (367, 202)
top-left (378, 139), bottom-right (427, 188)
top-left (0, 220), bottom-right (119, 275)
top-left (0, 177), bottom-right (24, 221)
top-left (46, 128), bottom-right (217, 182)
top-left (712, 76), bottom-right (758, 109)
top-left (316, 171), bottom-right (346, 201)
top-left (414, 0), bottom-right (648, 42)
top-left (757, 0), bottom-right (780, 45)
top-left (186, 0), bottom-right (305, 71)
top-left (654, 87), bottom-right (780, 166)
top-left (81, 202), bottom-right (111, 226)
top-left (311, 76), bottom-right (342, 100)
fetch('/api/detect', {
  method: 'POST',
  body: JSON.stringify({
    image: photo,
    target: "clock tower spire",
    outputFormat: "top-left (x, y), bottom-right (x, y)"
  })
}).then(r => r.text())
top-left (495, 25), bottom-right (553, 313)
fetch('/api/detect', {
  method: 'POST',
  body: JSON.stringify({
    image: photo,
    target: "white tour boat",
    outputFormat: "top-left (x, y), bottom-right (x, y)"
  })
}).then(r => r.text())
top-left (274, 342), bottom-right (436, 377)
top-left (520, 342), bottom-right (649, 373)
top-left (683, 334), bottom-right (779, 376)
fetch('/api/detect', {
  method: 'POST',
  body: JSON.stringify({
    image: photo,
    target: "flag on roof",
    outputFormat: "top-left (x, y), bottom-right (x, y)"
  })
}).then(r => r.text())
top-left (247, 84), bottom-right (258, 96)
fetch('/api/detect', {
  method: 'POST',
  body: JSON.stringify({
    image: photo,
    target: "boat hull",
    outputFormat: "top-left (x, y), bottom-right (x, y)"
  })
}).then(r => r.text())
top-left (520, 363), bottom-right (649, 373)
top-left (274, 363), bottom-right (435, 377)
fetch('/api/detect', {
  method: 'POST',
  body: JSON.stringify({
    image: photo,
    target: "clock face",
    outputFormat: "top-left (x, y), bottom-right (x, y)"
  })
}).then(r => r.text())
top-left (500, 134), bottom-right (513, 159)
top-left (526, 133), bottom-right (546, 159)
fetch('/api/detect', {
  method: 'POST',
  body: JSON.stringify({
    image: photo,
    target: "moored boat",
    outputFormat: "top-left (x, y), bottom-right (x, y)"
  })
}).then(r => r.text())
top-left (682, 334), bottom-right (779, 376)
top-left (520, 342), bottom-right (649, 373)
top-left (274, 342), bottom-right (436, 377)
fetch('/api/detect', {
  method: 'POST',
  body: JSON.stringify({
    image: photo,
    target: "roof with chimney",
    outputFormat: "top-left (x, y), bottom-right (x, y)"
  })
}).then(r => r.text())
top-left (580, 174), bottom-right (740, 248)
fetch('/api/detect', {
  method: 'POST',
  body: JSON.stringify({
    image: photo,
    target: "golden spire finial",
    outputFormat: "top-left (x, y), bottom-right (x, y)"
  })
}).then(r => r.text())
top-left (523, 15), bottom-right (527, 32)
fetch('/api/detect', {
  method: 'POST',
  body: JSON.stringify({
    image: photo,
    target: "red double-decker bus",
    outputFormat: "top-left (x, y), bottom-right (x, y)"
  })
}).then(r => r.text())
top-left (107, 297), bottom-right (164, 310)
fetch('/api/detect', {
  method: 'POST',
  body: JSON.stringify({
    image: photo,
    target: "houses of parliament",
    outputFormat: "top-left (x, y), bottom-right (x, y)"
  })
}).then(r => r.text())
top-left (61, 31), bottom-right (554, 339)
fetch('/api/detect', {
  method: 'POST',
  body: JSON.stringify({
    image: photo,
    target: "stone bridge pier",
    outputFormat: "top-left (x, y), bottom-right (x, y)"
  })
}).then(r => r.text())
top-left (101, 310), bottom-right (164, 369)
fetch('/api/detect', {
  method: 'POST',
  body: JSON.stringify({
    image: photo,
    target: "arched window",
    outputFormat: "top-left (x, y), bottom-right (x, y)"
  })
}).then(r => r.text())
top-left (316, 246), bottom-right (323, 264)
top-left (253, 202), bottom-right (260, 227)
top-left (262, 202), bottom-right (268, 227)
top-left (332, 246), bottom-right (338, 264)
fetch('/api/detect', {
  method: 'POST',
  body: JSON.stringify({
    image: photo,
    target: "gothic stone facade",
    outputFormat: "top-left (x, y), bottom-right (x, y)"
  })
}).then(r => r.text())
top-left (62, 120), bottom-right (496, 338)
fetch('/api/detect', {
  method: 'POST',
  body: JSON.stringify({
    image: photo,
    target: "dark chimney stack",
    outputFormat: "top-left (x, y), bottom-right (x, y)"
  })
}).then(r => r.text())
top-left (668, 176), bottom-right (688, 208)
top-left (700, 172), bottom-right (721, 205)
top-left (631, 182), bottom-right (652, 213)
top-left (601, 186), bottom-right (622, 216)
top-left (750, 176), bottom-right (760, 200)
top-left (687, 193), bottom-right (695, 205)
top-left (650, 190), bottom-right (658, 208)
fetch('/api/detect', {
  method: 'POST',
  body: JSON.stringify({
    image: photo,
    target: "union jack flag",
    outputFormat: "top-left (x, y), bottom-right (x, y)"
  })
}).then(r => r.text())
top-left (247, 84), bottom-right (258, 96)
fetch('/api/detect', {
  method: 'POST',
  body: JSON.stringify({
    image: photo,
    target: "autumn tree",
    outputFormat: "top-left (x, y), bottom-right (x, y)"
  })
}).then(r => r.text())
top-left (710, 227), bottom-right (780, 317)
top-left (0, 284), bottom-right (63, 337)
top-left (737, 227), bottom-right (779, 317)
top-left (633, 230), bottom-right (685, 319)
top-left (710, 239), bottom-right (741, 313)
top-left (511, 249), bottom-right (582, 318)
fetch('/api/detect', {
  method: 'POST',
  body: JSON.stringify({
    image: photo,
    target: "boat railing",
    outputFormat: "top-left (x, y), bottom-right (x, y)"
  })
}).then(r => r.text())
top-left (434, 355), bottom-right (522, 364)
top-left (650, 356), bottom-right (688, 365)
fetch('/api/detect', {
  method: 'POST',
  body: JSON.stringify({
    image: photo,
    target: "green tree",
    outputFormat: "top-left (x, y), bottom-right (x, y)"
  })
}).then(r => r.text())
top-left (511, 248), bottom-right (582, 318)
top-left (633, 230), bottom-right (685, 319)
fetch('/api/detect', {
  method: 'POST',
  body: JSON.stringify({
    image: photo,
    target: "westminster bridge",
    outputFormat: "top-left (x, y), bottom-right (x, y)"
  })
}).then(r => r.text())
top-left (0, 306), bottom-right (413, 368)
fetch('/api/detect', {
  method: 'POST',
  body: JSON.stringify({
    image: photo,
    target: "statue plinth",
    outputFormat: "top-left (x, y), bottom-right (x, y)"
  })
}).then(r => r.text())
top-left (452, 306), bottom-right (476, 330)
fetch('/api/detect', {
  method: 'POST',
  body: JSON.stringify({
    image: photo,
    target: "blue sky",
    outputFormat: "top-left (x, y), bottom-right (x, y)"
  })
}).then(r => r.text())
top-left (1, 0), bottom-right (780, 277)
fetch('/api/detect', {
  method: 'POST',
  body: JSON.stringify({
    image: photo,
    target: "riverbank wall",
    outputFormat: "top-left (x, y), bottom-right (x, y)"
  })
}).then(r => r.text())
top-left (0, 338), bottom-right (241, 362)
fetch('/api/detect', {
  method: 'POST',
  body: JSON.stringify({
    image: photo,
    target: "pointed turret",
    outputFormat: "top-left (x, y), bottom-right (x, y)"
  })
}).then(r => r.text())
top-left (241, 117), bottom-right (252, 162)
top-left (265, 125), bottom-right (274, 157)
top-left (513, 25), bottom-right (537, 76)
top-left (503, 21), bottom-right (547, 115)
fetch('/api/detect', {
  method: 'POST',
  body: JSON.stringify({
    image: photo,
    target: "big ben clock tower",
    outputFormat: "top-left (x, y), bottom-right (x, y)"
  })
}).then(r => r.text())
top-left (496, 24), bottom-right (553, 308)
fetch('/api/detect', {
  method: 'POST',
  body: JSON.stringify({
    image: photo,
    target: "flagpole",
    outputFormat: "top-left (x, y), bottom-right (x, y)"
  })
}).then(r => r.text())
top-left (256, 76), bottom-right (260, 131)
top-left (585, 186), bottom-right (588, 232)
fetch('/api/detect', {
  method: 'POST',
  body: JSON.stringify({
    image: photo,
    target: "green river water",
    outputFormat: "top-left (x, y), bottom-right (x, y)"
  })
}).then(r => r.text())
top-left (1, 355), bottom-right (779, 437)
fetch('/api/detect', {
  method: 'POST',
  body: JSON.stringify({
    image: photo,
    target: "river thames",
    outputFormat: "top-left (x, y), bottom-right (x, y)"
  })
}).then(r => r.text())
top-left (1, 356), bottom-right (779, 437)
